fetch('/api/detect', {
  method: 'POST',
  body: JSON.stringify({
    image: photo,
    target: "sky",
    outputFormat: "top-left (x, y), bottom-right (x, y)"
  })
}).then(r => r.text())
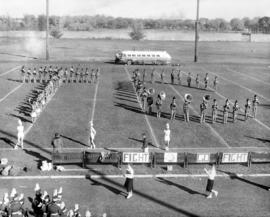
top-left (0, 0), bottom-right (269, 20)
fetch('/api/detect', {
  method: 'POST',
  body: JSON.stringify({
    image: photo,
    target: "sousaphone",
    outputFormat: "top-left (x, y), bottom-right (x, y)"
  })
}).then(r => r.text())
top-left (159, 91), bottom-right (166, 100)
top-left (203, 94), bottom-right (211, 102)
top-left (184, 94), bottom-right (192, 102)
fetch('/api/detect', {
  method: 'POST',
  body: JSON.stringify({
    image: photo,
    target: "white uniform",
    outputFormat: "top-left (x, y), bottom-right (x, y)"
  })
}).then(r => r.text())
top-left (164, 129), bottom-right (171, 142)
top-left (17, 125), bottom-right (24, 148)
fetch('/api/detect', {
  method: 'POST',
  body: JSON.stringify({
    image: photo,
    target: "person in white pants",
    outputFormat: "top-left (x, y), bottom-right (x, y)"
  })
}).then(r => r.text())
top-left (15, 119), bottom-right (24, 149)
top-left (164, 123), bottom-right (171, 151)
top-left (89, 121), bottom-right (96, 149)
top-left (204, 164), bottom-right (218, 199)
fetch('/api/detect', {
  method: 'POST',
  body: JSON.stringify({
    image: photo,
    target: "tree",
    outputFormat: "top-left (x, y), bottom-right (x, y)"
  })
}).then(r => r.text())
top-left (38, 15), bottom-right (46, 31)
top-left (258, 16), bottom-right (270, 33)
top-left (129, 22), bottom-right (145, 40)
top-left (230, 18), bottom-right (245, 31)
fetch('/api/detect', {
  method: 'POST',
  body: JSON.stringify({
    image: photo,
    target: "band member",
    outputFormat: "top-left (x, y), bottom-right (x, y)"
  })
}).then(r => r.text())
top-left (204, 73), bottom-right (209, 89)
top-left (156, 95), bottom-right (162, 118)
top-left (164, 123), bottom-right (171, 151)
top-left (84, 68), bottom-right (89, 83)
top-left (160, 69), bottom-right (165, 84)
top-left (69, 66), bottom-right (74, 81)
top-left (63, 68), bottom-right (68, 83)
top-left (223, 99), bottom-right (230, 124)
top-left (33, 68), bottom-right (37, 83)
top-left (141, 133), bottom-right (148, 153)
top-left (213, 76), bottom-right (218, 91)
top-left (170, 69), bottom-right (175, 84)
top-left (89, 121), bottom-right (96, 149)
top-left (150, 68), bottom-right (155, 84)
top-left (27, 68), bottom-right (31, 83)
top-left (187, 72), bottom-right (191, 87)
top-left (183, 99), bottom-right (190, 122)
top-left (46, 195), bottom-right (64, 217)
top-left (177, 70), bottom-right (181, 85)
top-left (244, 98), bottom-right (251, 121)
top-left (200, 100), bottom-right (207, 124)
top-left (33, 183), bottom-right (44, 217)
top-left (142, 68), bottom-right (146, 83)
top-left (79, 69), bottom-right (84, 83)
top-left (15, 119), bottom-right (24, 149)
top-left (232, 100), bottom-right (240, 122)
top-left (95, 68), bottom-right (100, 83)
top-left (252, 95), bottom-right (259, 118)
top-left (212, 99), bottom-right (218, 123)
top-left (90, 69), bottom-right (95, 83)
top-left (140, 87), bottom-right (148, 111)
top-left (51, 133), bottom-right (64, 153)
top-left (170, 96), bottom-right (177, 121)
top-left (204, 164), bottom-right (218, 199)
top-left (147, 94), bottom-right (154, 115)
top-left (124, 164), bottom-right (134, 199)
top-left (195, 74), bottom-right (199, 88)
top-left (21, 66), bottom-right (26, 83)
top-left (43, 66), bottom-right (48, 82)
top-left (75, 68), bottom-right (80, 83)
top-left (7, 192), bottom-right (26, 217)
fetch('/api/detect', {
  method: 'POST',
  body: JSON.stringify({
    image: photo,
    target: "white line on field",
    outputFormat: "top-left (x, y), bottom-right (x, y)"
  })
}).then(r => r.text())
top-left (124, 67), bottom-right (160, 148)
top-left (0, 173), bottom-right (270, 180)
top-left (201, 66), bottom-right (270, 102)
top-left (1, 146), bottom-right (268, 151)
top-left (180, 69), bottom-right (270, 132)
top-left (225, 66), bottom-right (270, 86)
top-left (0, 65), bottom-right (21, 77)
top-left (169, 85), bottom-right (231, 149)
top-left (0, 83), bottom-right (24, 103)
top-left (90, 80), bottom-right (99, 122)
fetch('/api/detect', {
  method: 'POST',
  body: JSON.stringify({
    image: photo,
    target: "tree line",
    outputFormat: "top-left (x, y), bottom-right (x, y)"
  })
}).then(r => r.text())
top-left (0, 15), bottom-right (269, 33)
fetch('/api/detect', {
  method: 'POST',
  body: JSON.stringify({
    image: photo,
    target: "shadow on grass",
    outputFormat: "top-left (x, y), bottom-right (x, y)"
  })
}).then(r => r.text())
top-left (128, 137), bottom-right (155, 148)
top-left (244, 135), bottom-right (270, 144)
top-left (219, 170), bottom-right (269, 191)
top-left (61, 134), bottom-right (88, 147)
top-left (0, 137), bottom-right (16, 148)
top-left (86, 171), bottom-right (201, 217)
top-left (156, 177), bottom-right (207, 197)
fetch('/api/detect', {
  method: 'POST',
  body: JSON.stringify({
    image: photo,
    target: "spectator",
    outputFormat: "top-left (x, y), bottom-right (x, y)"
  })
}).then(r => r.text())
top-left (124, 164), bottom-right (134, 199)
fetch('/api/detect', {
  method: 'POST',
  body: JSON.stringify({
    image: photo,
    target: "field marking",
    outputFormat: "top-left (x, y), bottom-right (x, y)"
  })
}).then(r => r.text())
top-left (169, 85), bottom-right (231, 149)
top-left (0, 173), bottom-right (270, 180)
top-left (1, 146), bottom-right (268, 151)
top-left (225, 66), bottom-right (270, 86)
top-left (124, 67), bottom-right (160, 148)
top-left (90, 80), bottom-right (100, 122)
top-left (201, 66), bottom-right (270, 102)
top-left (0, 65), bottom-right (21, 77)
top-left (0, 83), bottom-right (24, 103)
top-left (180, 69), bottom-right (270, 132)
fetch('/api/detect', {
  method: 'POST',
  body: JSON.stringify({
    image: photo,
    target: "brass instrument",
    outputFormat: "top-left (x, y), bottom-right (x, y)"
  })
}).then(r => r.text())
top-left (159, 91), bottom-right (166, 100)
top-left (203, 94), bottom-right (211, 102)
top-left (184, 94), bottom-right (192, 102)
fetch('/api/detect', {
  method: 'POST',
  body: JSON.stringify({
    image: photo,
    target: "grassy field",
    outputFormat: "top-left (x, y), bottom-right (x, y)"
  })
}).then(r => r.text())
top-left (0, 38), bottom-right (269, 217)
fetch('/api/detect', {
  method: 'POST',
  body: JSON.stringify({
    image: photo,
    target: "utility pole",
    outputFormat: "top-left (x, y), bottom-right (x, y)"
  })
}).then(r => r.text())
top-left (46, 0), bottom-right (49, 60)
top-left (194, 0), bottom-right (200, 62)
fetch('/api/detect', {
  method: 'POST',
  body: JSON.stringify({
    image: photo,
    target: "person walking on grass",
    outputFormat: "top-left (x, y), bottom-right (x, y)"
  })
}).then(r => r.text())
top-left (213, 76), bottom-right (218, 91)
top-left (200, 100), bottom-right (207, 124)
top-left (244, 98), bottom-right (251, 121)
top-left (232, 100), bottom-right (240, 122)
top-left (204, 164), bottom-right (218, 199)
top-left (204, 73), bottom-right (209, 89)
top-left (124, 164), bottom-right (134, 199)
top-left (141, 133), bottom-right (148, 153)
top-left (15, 119), bottom-right (24, 149)
top-left (223, 99), bottom-right (230, 124)
top-left (89, 121), bottom-right (96, 149)
top-left (164, 123), bottom-right (171, 151)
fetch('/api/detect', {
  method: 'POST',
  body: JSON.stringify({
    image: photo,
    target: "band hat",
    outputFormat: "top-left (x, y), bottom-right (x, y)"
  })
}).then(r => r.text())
top-left (85, 210), bottom-right (91, 217)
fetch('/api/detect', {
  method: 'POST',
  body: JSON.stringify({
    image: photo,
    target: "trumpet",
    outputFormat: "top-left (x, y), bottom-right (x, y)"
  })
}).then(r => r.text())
top-left (203, 94), bottom-right (211, 102)
top-left (184, 94), bottom-right (192, 102)
top-left (159, 91), bottom-right (166, 100)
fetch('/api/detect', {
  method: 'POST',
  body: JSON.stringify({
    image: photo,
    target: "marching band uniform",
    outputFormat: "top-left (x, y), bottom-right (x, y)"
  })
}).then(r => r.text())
top-left (21, 66), bottom-right (25, 83)
top-left (27, 68), bottom-right (31, 83)
top-left (223, 99), bottom-right (230, 124)
top-left (150, 68), bottom-right (155, 84)
top-left (33, 184), bottom-right (44, 217)
top-left (200, 101), bottom-right (207, 124)
top-left (212, 99), bottom-right (218, 123)
top-left (142, 69), bottom-right (146, 83)
top-left (141, 133), bottom-right (148, 153)
top-left (164, 123), bottom-right (171, 151)
top-left (89, 121), bottom-right (96, 149)
top-left (46, 200), bottom-right (63, 217)
top-left (124, 164), bottom-right (134, 199)
top-left (177, 70), bottom-right (181, 85)
top-left (170, 69), bottom-right (174, 84)
top-left (170, 97), bottom-right (177, 121)
top-left (204, 73), bottom-right (209, 89)
top-left (244, 98), bottom-right (251, 121)
top-left (156, 95), bottom-right (162, 118)
top-left (33, 68), bottom-right (37, 83)
top-left (15, 119), bottom-right (24, 149)
top-left (7, 194), bottom-right (26, 217)
top-left (160, 70), bottom-right (164, 84)
top-left (232, 100), bottom-right (240, 122)
top-left (204, 165), bottom-right (218, 199)
top-left (147, 95), bottom-right (154, 115)
top-left (140, 88), bottom-right (148, 111)
top-left (252, 95), bottom-right (259, 118)
top-left (38, 67), bottom-right (43, 83)
top-left (195, 74), bottom-right (199, 88)
top-left (187, 73), bottom-right (191, 87)
top-left (183, 100), bottom-right (190, 122)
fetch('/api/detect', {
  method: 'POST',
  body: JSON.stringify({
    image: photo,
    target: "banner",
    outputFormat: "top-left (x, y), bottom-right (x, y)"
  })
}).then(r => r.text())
top-left (164, 152), bottom-right (178, 163)
top-left (196, 153), bottom-right (210, 163)
top-left (222, 152), bottom-right (248, 163)
top-left (122, 152), bottom-right (150, 163)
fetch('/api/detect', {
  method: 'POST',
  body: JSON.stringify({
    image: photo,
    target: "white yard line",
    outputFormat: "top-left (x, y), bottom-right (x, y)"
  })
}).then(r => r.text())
top-left (169, 85), bottom-right (231, 149)
top-left (181, 70), bottom-right (270, 132)
top-left (0, 83), bottom-right (24, 103)
top-left (201, 66), bottom-right (270, 102)
top-left (124, 67), bottom-right (160, 148)
top-left (225, 66), bottom-right (270, 86)
top-left (90, 80), bottom-right (100, 122)
top-left (0, 173), bottom-right (270, 180)
top-left (0, 65), bottom-right (21, 77)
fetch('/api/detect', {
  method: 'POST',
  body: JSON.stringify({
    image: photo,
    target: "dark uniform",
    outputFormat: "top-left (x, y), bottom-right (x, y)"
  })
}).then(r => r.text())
top-left (52, 133), bottom-right (63, 153)
top-left (21, 66), bottom-right (26, 83)
top-left (156, 96), bottom-right (162, 118)
top-left (223, 100), bottom-right (230, 124)
top-left (33, 192), bottom-right (44, 217)
top-left (195, 74), bottom-right (199, 88)
top-left (147, 95), bottom-right (154, 115)
top-left (170, 69), bottom-right (174, 84)
top-left (200, 101), bottom-right (207, 123)
top-left (204, 73), bottom-right (209, 89)
top-left (27, 68), bottom-right (31, 83)
top-left (160, 70), bottom-right (164, 84)
top-left (187, 73), bottom-right (191, 87)
top-left (212, 99), bottom-right (218, 123)
top-left (140, 88), bottom-right (148, 111)
top-left (170, 97), bottom-right (177, 120)
top-left (244, 99), bottom-right (251, 121)
top-left (183, 101), bottom-right (190, 122)
top-left (252, 95), bottom-right (259, 118)
top-left (232, 100), bottom-right (240, 122)
top-left (46, 201), bottom-right (63, 217)
top-left (142, 69), bottom-right (146, 83)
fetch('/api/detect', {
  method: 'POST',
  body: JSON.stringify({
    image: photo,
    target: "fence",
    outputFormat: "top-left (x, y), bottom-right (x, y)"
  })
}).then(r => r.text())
top-left (52, 151), bottom-right (270, 168)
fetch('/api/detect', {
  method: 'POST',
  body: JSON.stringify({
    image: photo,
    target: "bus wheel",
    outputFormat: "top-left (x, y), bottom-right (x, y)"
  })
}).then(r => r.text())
top-left (127, 60), bottom-right (132, 65)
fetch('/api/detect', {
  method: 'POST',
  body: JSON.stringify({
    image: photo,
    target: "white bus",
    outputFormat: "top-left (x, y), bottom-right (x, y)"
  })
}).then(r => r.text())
top-left (115, 50), bottom-right (172, 65)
